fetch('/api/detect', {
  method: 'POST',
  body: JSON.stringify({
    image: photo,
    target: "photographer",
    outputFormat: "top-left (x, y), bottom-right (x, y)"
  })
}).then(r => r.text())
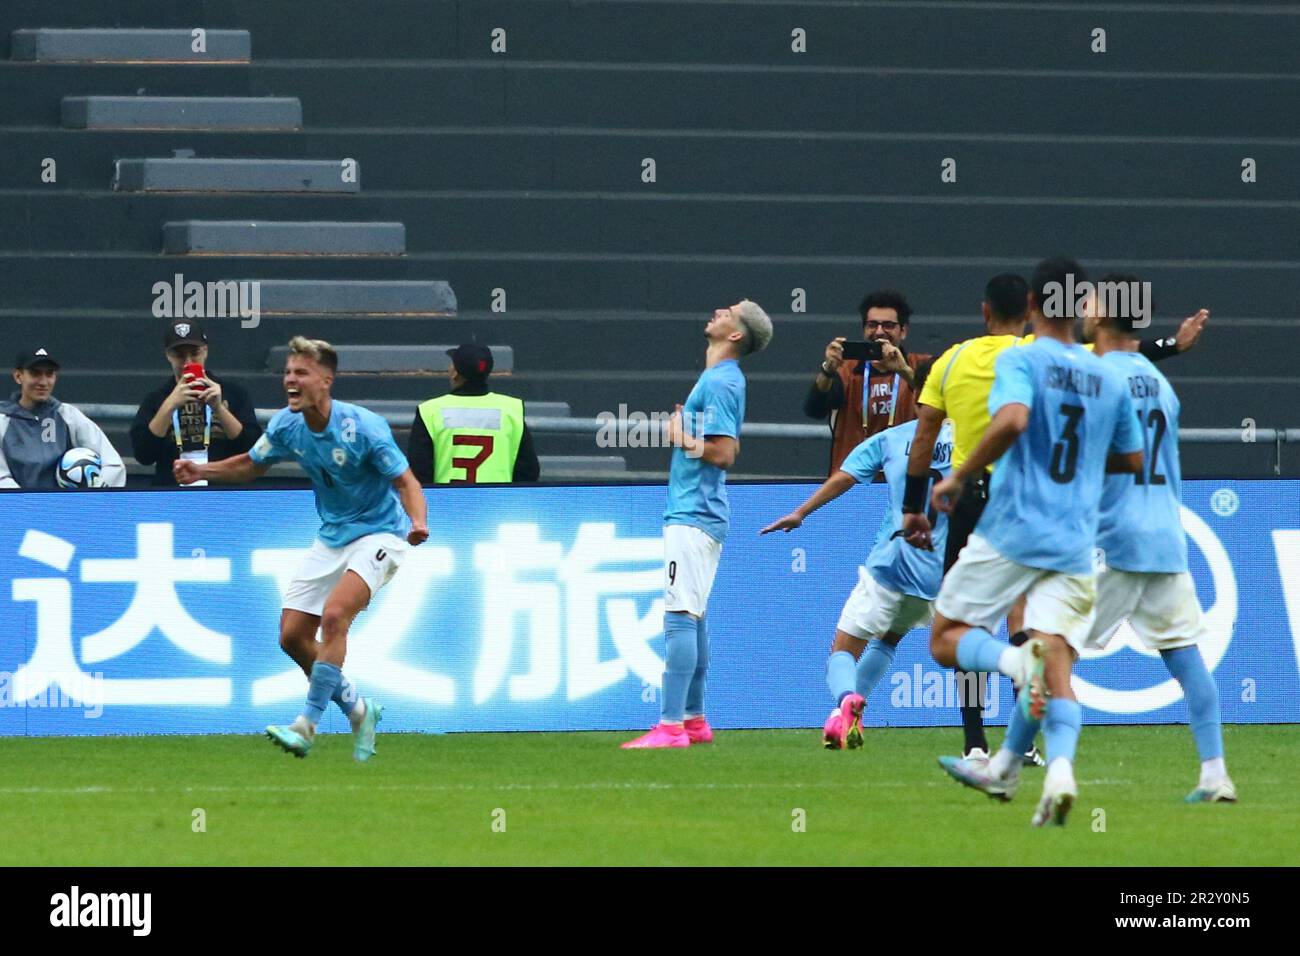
top-left (804, 289), bottom-right (932, 474)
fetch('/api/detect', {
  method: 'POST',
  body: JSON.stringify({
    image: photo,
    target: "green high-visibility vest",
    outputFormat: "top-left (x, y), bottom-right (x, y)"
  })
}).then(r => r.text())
top-left (418, 392), bottom-right (524, 484)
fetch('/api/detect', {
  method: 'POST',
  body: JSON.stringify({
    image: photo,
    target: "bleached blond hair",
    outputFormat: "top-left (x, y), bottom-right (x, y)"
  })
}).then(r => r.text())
top-left (736, 299), bottom-right (773, 354)
top-left (287, 335), bottom-right (338, 373)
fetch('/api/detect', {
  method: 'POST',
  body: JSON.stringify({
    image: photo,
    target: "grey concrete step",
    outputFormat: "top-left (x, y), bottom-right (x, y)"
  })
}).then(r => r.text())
top-left (114, 158), bottom-right (359, 193)
top-left (12, 28), bottom-right (251, 62)
top-left (266, 344), bottom-right (512, 374)
top-left (251, 280), bottom-right (457, 316)
top-left (62, 96), bottom-right (302, 130)
top-left (536, 455), bottom-right (626, 476)
top-left (163, 221), bottom-right (406, 256)
top-left (354, 399), bottom-right (570, 419)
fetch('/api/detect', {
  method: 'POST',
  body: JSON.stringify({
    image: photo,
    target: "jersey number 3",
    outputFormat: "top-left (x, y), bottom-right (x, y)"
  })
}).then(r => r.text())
top-left (1049, 404), bottom-right (1084, 484)
top-left (452, 435), bottom-right (495, 482)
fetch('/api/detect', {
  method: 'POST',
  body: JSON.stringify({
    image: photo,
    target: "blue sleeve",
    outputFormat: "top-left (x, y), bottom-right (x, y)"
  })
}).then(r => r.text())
top-left (989, 348), bottom-right (1034, 416)
top-left (839, 432), bottom-right (886, 484)
top-left (248, 416), bottom-right (292, 465)
top-left (701, 379), bottom-right (742, 440)
top-left (366, 417), bottom-right (410, 480)
top-left (1110, 386), bottom-right (1144, 455)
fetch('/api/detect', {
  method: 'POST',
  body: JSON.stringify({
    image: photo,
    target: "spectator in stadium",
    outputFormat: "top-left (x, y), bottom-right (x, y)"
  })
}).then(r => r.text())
top-left (0, 347), bottom-right (126, 489)
top-left (804, 289), bottom-right (932, 474)
top-left (130, 319), bottom-right (261, 487)
top-left (408, 343), bottom-right (540, 484)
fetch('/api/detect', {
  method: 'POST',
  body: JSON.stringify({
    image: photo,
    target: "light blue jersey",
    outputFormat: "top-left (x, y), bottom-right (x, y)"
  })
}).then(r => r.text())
top-left (250, 399), bottom-right (411, 547)
top-left (663, 359), bottom-right (746, 543)
top-left (841, 419), bottom-right (954, 601)
top-left (979, 337), bottom-right (1143, 575)
top-left (1097, 351), bottom-right (1188, 573)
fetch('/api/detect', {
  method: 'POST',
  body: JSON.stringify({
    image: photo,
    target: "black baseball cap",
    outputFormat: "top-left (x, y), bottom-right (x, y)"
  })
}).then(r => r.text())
top-left (447, 343), bottom-right (493, 381)
top-left (14, 347), bottom-right (59, 370)
top-left (164, 319), bottom-right (208, 349)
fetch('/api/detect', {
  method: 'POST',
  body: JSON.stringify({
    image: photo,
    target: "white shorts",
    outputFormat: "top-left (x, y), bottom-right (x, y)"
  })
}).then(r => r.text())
top-left (1084, 568), bottom-right (1204, 651)
top-left (663, 523), bottom-right (722, 618)
top-left (283, 532), bottom-right (408, 616)
top-left (836, 566), bottom-right (933, 641)
top-left (935, 534), bottom-right (1096, 653)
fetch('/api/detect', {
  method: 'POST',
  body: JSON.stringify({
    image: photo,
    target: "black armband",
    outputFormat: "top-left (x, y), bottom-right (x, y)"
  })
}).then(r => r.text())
top-left (902, 473), bottom-right (931, 514)
top-left (1139, 336), bottom-right (1180, 363)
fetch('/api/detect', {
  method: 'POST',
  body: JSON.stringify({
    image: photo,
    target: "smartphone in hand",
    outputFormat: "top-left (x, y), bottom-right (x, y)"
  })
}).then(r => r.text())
top-left (840, 341), bottom-right (883, 363)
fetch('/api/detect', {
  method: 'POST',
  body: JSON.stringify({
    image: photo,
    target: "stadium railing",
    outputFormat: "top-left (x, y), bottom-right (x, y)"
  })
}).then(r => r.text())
top-left (78, 404), bottom-right (1297, 476)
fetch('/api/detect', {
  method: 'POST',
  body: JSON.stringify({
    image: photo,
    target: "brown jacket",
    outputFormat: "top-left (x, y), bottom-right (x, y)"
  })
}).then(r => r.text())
top-left (803, 351), bottom-right (932, 474)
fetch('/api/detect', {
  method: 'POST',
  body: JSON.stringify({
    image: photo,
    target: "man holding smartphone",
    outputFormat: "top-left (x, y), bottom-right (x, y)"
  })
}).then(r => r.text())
top-left (130, 319), bottom-right (261, 486)
top-left (804, 289), bottom-right (932, 474)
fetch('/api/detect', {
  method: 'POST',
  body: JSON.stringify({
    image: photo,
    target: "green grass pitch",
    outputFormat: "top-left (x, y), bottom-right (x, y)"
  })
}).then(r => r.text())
top-left (0, 725), bottom-right (1292, 866)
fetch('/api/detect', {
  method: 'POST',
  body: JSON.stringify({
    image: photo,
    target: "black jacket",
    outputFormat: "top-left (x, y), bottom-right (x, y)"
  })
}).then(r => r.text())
top-left (130, 373), bottom-right (262, 485)
top-left (407, 383), bottom-right (540, 483)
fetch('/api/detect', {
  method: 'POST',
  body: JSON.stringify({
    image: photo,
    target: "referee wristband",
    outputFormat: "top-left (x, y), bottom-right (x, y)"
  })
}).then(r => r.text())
top-left (902, 473), bottom-right (931, 514)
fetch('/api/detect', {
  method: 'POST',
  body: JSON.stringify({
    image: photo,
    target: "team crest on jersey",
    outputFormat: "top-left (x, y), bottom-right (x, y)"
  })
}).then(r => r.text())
top-left (332, 448), bottom-right (346, 466)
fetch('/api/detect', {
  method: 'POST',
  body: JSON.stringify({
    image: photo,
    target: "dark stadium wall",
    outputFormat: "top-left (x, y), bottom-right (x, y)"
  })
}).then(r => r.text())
top-left (1, 1), bottom-right (1297, 477)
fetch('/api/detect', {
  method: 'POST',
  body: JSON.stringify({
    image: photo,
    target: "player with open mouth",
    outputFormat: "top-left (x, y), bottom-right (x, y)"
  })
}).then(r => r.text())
top-left (174, 336), bottom-right (429, 761)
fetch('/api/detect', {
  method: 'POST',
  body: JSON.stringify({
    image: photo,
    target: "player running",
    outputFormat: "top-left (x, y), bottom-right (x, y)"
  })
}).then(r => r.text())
top-left (622, 301), bottom-right (773, 749)
top-left (760, 361), bottom-right (953, 750)
top-left (1083, 286), bottom-right (1234, 802)
top-left (926, 258), bottom-right (1145, 827)
top-left (174, 336), bottom-right (429, 761)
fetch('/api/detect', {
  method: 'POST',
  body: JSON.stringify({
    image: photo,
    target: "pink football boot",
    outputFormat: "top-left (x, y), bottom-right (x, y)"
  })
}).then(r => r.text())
top-left (684, 716), bottom-right (714, 743)
top-left (621, 722), bottom-right (690, 749)
top-left (839, 693), bottom-right (866, 749)
top-left (822, 709), bottom-right (844, 749)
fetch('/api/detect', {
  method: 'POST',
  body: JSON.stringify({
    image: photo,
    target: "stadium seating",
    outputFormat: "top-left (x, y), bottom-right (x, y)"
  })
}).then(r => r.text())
top-left (1, 0), bottom-right (1298, 480)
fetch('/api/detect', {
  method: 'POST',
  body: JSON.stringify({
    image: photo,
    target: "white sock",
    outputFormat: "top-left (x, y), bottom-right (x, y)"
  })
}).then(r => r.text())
top-left (988, 748), bottom-right (1017, 778)
top-left (1200, 756), bottom-right (1227, 786)
top-left (349, 697), bottom-right (367, 730)
top-left (1046, 756), bottom-right (1074, 787)
top-left (996, 645), bottom-right (1022, 679)
top-left (290, 715), bottom-right (316, 739)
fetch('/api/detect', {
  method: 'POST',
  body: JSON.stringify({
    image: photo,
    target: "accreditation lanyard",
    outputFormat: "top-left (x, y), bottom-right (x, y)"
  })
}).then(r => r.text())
top-left (173, 403), bottom-right (212, 453)
top-left (864, 372), bottom-right (903, 427)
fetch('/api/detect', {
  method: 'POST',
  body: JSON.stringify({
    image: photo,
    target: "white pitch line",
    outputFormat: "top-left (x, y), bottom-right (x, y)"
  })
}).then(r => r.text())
top-left (0, 779), bottom-right (1132, 797)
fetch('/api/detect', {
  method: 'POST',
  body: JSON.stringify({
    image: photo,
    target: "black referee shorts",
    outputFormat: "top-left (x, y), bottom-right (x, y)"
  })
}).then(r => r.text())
top-left (942, 470), bottom-right (992, 575)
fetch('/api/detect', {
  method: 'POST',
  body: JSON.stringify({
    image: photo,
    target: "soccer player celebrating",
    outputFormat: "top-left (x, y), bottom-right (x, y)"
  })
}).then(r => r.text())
top-left (1084, 285), bottom-right (1233, 802)
top-left (622, 301), bottom-right (773, 749)
top-left (174, 336), bottom-right (429, 761)
top-left (925, 258), bottom-right (1145, 827)
top-left (761, 361), bottom-right (953, 750)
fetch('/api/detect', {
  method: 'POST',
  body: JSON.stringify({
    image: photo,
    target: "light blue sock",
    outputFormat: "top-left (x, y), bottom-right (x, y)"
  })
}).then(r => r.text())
top-left (1161, 646), bottom-right (1224, 761)
top-left (684, 614), bottom-right (710, 717)
top-left (1003, 697), bottom-right (1042, 754)
top-left (955, 628), bottom-right (1005, 674)
top-left (856, 639), bottom-right (896, 700)
top-left (332, 672), bottom-right (362, 719)
top-left (303, 661), bottom-right (342, 726)
top-left (661, 612), bottom-right (698, 723)
top-left (1042, 698), bottom-right (1082, 763)
top-left (826, 650), bottom-right (857, 705)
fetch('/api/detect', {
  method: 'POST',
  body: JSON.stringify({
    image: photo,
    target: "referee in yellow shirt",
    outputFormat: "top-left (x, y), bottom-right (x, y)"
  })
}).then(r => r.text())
top-left (901, 273), bottom-right (1032, 760)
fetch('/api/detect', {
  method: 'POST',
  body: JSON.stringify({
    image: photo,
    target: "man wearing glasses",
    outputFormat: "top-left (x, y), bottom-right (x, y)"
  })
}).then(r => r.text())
top-left (804, 289), bottom-right (932, 474)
